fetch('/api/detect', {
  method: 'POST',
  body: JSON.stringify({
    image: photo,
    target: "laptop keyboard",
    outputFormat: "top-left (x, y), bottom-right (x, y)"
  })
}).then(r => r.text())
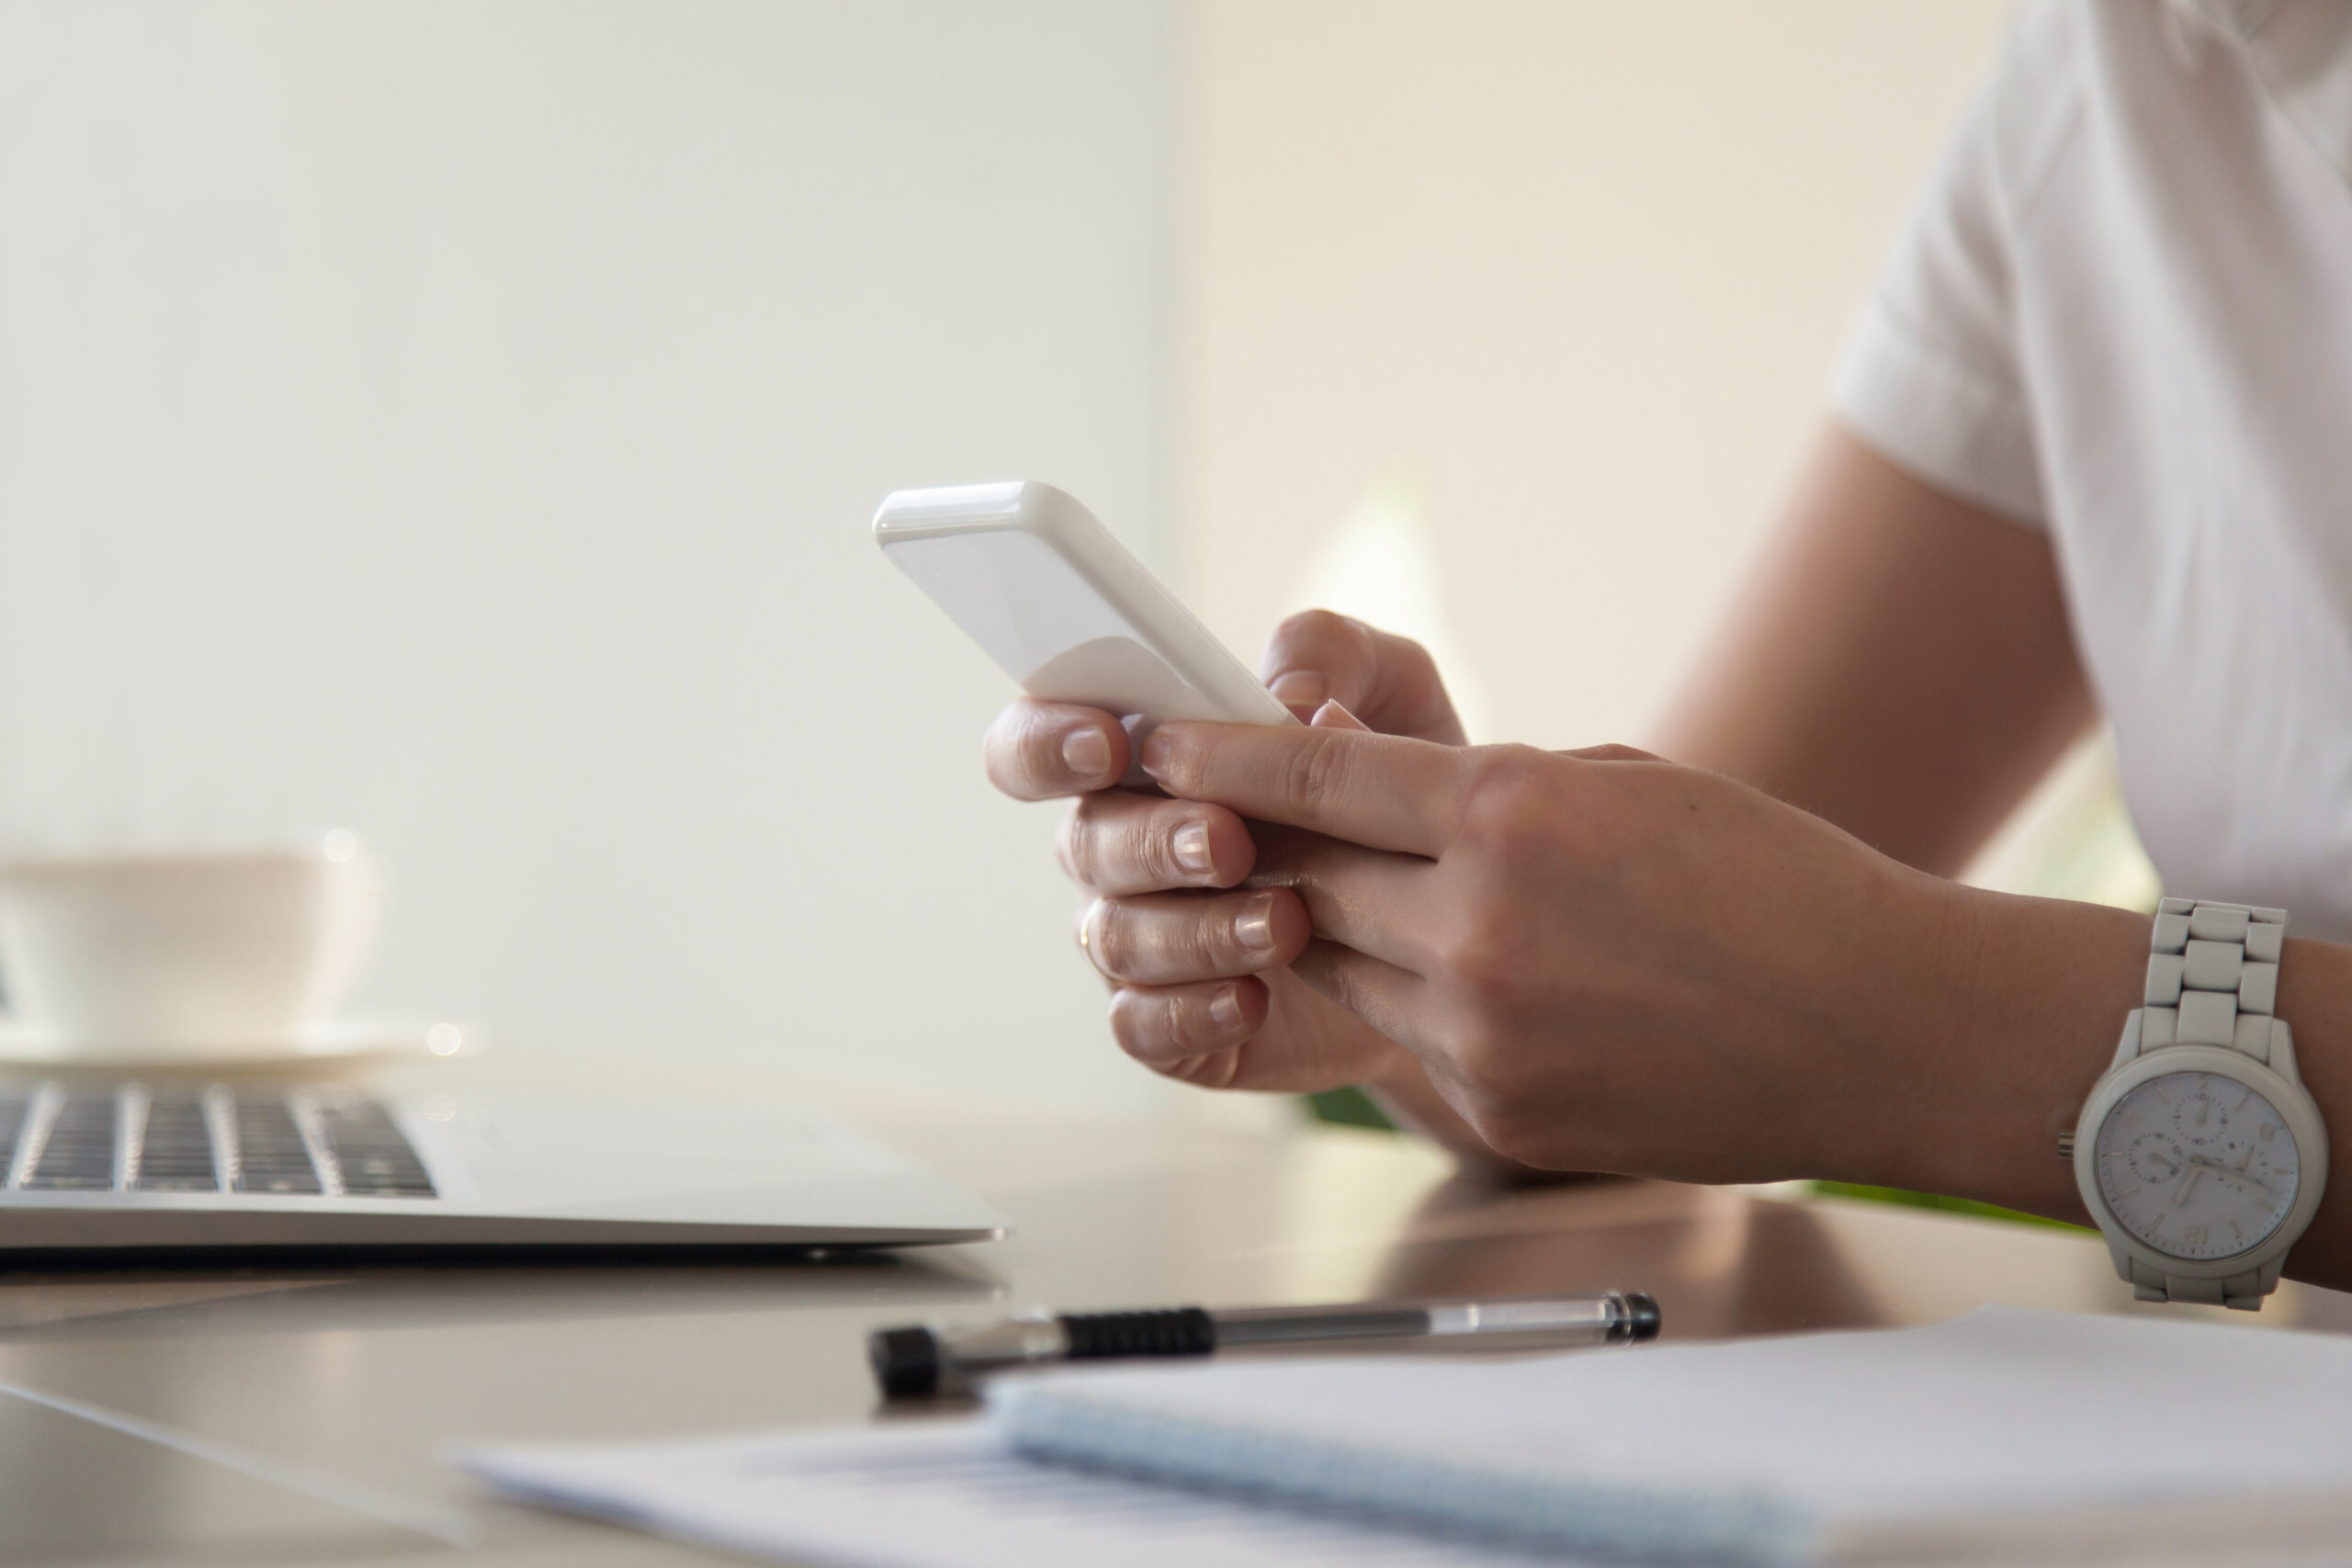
top-left (0, 1084), bottom-right (435, 1199)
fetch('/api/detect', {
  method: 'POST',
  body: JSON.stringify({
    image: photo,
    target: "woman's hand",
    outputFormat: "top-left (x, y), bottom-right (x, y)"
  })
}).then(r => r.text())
top-left (980, 612), bottom-right (1469, 1103)
top-left (1136, 716), bottom-right (2147, 1191)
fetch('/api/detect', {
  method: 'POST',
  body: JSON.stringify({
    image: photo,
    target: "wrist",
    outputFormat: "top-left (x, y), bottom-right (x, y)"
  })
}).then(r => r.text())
top-left (1820, 873), bottom-right (2146, 1216)
top-left (2268, 938), bottom-right (2352, 1287)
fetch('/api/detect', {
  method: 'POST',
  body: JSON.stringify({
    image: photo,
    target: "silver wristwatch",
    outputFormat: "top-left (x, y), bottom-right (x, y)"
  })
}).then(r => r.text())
top-left (2069, 898), bottom-right (2328, 1310)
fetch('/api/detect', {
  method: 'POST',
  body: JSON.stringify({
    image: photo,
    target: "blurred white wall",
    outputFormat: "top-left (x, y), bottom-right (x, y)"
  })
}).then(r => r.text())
top-left (0, 1), bottom-right (1171, 1107)
top-left (1176, 0), bottom-right (2013, 750)
top-left (0, 1), bottom-right (2041, 1112)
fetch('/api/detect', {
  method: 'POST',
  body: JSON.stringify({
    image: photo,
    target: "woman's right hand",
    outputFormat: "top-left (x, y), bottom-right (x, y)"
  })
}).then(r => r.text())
top-left (981, 610), bottom-right (1469, 1103)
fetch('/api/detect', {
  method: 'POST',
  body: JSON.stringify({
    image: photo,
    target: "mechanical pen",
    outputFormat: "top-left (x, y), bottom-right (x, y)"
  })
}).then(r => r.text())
top-left (869, 1290), bottom-right (1658, 1398)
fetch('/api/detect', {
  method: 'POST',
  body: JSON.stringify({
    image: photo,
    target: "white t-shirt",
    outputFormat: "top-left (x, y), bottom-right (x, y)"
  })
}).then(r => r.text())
top-left (1832, 0), bottom-right (2352, 939)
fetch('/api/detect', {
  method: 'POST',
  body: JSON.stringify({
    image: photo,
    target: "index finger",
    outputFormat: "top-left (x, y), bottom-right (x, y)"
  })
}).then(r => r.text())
top-left (1138, 719), bottom-right (1463, 857)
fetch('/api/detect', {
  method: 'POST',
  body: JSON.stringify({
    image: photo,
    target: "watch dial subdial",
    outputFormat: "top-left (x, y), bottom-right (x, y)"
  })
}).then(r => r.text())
top-left (2172, 1088), bottom-right (2230, 1150)
top-left (2094, 1070), bottom-right (2301, 1261)
top-left (2127, 1133), bottom-right (2185, 1187)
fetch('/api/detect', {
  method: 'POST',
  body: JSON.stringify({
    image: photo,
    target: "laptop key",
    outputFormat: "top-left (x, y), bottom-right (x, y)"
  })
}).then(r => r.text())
top-left (24, 1092), bottom-right (117, 1190)
top-left (232, 1099), bottom-right (323, 1195)
top-left (134, 1097), bottom-right (221, 1192)
top-left (311, 1099), bottom-right (436, 1199)
top-left (0, 1095), bottom-right (28, 1177)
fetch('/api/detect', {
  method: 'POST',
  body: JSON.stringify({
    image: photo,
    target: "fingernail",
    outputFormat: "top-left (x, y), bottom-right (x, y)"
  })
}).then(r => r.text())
top-left (1234, 897), bottom-right (1276, 956)
top-left (1173, 820), bottom-right (1214, 875)
top-left (1268, 671), bottom-right (1328, 709)
top-left (1209, 984), bottom-right (1245, 1031)
top-left (1139, 728), bottom-right (1173, 778)
top-left (1310, 698), bottom-right (1370, 731)
top-left (1061, 726), bottom-right (1111, 779)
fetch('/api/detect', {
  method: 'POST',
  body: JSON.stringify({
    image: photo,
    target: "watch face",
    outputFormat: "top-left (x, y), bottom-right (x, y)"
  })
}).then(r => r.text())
top-left (2094, 1070), bottom-right (2301, 1261)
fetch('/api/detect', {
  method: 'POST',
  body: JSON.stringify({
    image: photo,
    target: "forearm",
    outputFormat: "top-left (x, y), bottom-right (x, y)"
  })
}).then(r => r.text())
top-left (1651, 426), bottom-right (2094, 876)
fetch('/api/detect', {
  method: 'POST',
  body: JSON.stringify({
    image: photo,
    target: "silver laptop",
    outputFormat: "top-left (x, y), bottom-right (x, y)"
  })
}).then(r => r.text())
top-left (0, 1077), bottom-right (1007, 1252)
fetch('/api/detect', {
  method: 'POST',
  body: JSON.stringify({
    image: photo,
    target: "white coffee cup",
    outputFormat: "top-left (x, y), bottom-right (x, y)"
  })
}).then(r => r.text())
top-left (0, 833), bottom-right (383, 1059)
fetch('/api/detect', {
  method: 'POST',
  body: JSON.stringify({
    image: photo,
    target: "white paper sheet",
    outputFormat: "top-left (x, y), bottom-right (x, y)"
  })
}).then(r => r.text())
top-left (455, 1420), bottom-right (1575, 1568)
top-left (457, 1307), bottom-right (2352, 1567)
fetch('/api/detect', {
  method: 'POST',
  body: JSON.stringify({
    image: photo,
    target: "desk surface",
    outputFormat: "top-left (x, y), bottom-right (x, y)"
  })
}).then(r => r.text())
top-left (3, 1050), bottom-right (2348, 1567)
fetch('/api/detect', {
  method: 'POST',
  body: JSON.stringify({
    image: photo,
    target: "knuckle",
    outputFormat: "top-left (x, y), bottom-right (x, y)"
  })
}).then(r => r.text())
top-left (1107, 987), bottom-right (1232, 1068)
top-left (1168, 991), bottom-right (1227, 1055)
top-left (1275, 606), bottom-right (1353, 652)
top-left (1280, 728), bottom-right (1354, 812)
top-left (1204, 915), bottom-right (1250, 976)
top-left (1312, 962), bottom-right (1360, 1016)
top-left (1092, 893), bottom-right (1250, 984)
top-left (1386, 629), bottom-right (1436, 677)
top-left (1288, 943), bottom-right (1336, 1000)
top-left (1455, 747), bottom-right (1560, 857)
top-left (1296, 942), bottom-right (1370, 1016)
top-left (1150, 912), bottom-right (1211, 978)
top-left (1162, 1044), bottom-right (1242, 1089)
top-left (1069, 799), bottom-right (1194, 896)
top-left (1266, 610), bottom-right (1374, 698)
top-left (1432, 910), bottom-right (1531, 995)
top-left (1284, 606), bottom-right (1347, 635)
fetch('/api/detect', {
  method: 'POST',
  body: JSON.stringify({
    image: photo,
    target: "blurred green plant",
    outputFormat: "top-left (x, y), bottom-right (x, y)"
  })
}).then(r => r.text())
top-left (1807, 1180), bottom-right (2088, 1232)
top-left (1303, 1086), bottom-right (1396, 1132)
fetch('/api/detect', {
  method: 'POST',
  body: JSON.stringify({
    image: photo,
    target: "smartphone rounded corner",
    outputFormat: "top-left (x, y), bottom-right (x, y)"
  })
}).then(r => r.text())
top-left (874, 477), bottom-right (1292, 732)
top-left (1010, 481), bottom-right (1102, 553)
top-left (871, 480), bottom-right (1033, 547)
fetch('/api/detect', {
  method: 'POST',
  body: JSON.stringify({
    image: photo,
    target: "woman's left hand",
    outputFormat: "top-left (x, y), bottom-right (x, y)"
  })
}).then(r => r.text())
top-left (1137, 712), bottom-right (2105, 1187)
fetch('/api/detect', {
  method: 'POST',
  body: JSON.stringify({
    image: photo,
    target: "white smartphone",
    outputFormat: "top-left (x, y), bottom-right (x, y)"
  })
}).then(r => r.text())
top-left (872, 481), bottom-right (1296, 746)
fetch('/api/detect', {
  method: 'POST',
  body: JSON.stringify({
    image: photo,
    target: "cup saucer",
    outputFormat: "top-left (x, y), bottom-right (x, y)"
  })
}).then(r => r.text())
top-left (0, 1017), bottom-right (472, 1073)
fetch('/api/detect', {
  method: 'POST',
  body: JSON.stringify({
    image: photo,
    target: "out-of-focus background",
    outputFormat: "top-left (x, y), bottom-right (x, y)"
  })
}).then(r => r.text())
top-left (0, 1), bottom-right (2149, 1112)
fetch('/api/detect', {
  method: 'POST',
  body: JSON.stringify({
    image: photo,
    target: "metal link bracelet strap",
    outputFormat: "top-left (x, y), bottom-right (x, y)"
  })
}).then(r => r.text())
top-left (2140, 897), bottom-right (2286, 1060)
top-left (2129, 897), bottom-right (2288, 1308)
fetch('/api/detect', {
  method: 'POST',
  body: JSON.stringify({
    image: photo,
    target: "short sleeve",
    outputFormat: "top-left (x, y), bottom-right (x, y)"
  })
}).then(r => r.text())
top-left (1831, 14), bottom-right (2058, 528)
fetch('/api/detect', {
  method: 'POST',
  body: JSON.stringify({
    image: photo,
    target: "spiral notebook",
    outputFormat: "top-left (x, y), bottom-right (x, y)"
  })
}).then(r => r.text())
top-left (989, 1305), bottom-right (2352, 1562)
top-left (457, 1306), bottom-right (2352, 1567)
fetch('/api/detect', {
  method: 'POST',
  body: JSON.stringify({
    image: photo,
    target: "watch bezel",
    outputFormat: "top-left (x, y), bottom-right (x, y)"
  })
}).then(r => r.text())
top-left (2073, 1043), bottom-right (2329, 1280)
